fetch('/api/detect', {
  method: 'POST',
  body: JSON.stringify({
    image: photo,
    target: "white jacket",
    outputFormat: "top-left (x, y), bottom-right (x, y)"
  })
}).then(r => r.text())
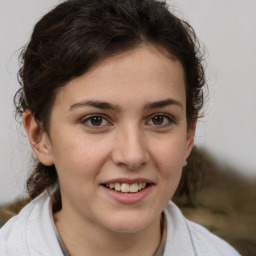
top-left (0, 192), bottom-right (240, 256)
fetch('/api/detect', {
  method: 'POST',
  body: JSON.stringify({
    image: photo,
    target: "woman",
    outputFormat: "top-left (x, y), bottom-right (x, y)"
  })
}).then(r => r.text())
top-left (0, 0), bottom-right (240, 255)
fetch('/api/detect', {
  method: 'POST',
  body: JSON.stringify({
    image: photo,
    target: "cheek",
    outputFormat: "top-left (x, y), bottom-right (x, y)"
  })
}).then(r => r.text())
top-left (158, 146), bottom-right (184, 197)
top-left (158, 149), bottom-right (183, 184)
top-left (51, 142), bottom-right (104, 202)
top-left (150, 134), bottom-right (187, 172)
top-left (149, 134), bottom-right (187, 196)
top-left (51, 134), bottom-right (111, 181)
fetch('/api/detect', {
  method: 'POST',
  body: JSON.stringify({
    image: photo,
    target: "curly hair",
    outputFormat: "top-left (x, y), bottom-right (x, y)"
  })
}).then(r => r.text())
top-left (14, 0), bottom-right (205, 205)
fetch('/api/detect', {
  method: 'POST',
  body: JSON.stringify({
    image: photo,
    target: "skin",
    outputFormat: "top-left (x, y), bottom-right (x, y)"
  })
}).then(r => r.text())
top-left (23, 44), bottom-right (195, 256)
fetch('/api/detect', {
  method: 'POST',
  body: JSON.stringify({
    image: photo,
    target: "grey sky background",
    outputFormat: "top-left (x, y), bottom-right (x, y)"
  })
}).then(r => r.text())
top-left (0, 0), bottom-right (255, 204)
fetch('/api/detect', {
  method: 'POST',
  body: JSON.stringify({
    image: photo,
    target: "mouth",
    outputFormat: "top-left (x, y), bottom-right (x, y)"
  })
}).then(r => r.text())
top-left (101, 179), bottom-right (154, 204)
top-left (102, 182), bottom-right (151, 193)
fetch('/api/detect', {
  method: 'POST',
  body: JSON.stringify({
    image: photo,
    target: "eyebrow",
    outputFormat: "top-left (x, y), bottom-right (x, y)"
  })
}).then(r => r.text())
top-left (69, 100), bottom-right (119, 111)
top-left (143, 98), bottom-right (183, 110)
top-left (69, 98), bottom-right (182, 111)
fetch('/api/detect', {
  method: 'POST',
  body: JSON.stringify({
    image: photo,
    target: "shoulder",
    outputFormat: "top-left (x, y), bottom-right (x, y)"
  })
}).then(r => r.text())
top-left (1, 192), bottom-right (47, 233)
top-left (0, 192), bottom-right (62, 256)
top-left (185, 218), bottom-right (241, 255)
top-left (164, 202), bottom-right (241, 256)
top-left (0, 193), bottom-right (45, 255)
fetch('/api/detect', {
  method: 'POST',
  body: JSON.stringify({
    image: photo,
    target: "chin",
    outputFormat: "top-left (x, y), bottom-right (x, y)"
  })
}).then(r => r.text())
top-left (107, 223), bottom-right (150, 234)
top-left (101, 210), bottom-right (159, 234)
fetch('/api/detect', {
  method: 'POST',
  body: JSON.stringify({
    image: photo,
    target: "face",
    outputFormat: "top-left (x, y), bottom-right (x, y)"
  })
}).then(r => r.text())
top-left (34, 45), bottom-right (194, 234)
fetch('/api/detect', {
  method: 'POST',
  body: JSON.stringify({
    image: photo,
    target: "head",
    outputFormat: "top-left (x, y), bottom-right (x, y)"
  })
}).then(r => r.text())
top-left (15, 0), bottom-right (205, 231)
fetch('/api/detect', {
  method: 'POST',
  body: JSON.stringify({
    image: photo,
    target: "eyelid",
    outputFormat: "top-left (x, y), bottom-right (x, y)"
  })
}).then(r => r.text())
top-left (146, 113), bottom-right (176, 126)
top-left (81, 114), bottom-right (112, 128)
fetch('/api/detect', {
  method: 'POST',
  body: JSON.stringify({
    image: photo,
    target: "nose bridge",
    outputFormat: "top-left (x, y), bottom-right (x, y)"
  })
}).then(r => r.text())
top-left (112, 123), bottom-right (148, 169)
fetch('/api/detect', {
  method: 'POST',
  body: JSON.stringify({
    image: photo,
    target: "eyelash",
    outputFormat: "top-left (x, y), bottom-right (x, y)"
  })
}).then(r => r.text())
top-left (81, 114), bottom-right (111, 128)
top-left (146, 113), bottom-right (176, 127)
top-left (80, 113), bottom-right (175, 129)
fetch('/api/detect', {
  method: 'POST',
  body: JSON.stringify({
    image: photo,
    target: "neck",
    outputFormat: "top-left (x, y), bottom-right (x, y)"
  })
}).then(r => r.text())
top-left (54, 207), bottom-right (162, 256)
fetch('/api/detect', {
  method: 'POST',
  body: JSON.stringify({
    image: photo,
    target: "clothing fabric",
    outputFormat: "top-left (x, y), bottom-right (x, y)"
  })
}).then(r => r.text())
top-left (0, 192), bottom-right (241, 256)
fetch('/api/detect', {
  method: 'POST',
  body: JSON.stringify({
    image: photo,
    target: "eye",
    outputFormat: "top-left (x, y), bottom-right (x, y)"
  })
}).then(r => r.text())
top-left (147, 114), bottom-right (175, 126)
top-left (81, 114), bottom-right (110, 128)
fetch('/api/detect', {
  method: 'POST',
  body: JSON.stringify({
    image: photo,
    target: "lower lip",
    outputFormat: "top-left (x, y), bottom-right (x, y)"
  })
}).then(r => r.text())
top-left (102, 185), bottom-right (153, 204)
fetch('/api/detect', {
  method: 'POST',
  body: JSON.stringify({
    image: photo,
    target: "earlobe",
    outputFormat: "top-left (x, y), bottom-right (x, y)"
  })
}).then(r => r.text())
top-left (23, 110), bottom-right (54, 166)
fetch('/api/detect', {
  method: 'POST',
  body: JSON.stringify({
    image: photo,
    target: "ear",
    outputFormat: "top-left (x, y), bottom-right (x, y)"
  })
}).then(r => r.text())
top-left (23, 110), bottom-right (54, 166)
top-left (184, 119), bottom-right (197, 161)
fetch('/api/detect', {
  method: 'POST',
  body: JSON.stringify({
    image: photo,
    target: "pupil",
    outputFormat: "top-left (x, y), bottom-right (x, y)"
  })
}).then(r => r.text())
top-left (153, 116), bottom-right (163, 125)
top-left (91, 116), bottom-right (102, 126)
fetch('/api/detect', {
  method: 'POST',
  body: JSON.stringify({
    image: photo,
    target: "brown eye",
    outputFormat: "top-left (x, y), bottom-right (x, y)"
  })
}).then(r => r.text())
top-left (152, 115), bottom-right (164, 125)
top-left (82, 115), bottom-right (110, 128)
top-left (147, 114), bottom-right (174, 127)
top-left (90, 116), bottom-right (103, 126)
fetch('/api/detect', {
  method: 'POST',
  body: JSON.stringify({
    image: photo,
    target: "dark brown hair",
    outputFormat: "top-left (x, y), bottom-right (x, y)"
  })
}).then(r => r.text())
top-left (14, 0), bottom-right (205, 204)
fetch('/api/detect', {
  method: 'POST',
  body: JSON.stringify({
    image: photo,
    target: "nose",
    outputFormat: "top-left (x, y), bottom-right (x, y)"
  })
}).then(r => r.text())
top-left (111, 125), bottom-right (149, 170)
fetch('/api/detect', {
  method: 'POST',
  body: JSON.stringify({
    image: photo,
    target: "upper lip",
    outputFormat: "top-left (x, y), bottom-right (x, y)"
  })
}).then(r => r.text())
top-left (101, 178), bottom-right (154, 185)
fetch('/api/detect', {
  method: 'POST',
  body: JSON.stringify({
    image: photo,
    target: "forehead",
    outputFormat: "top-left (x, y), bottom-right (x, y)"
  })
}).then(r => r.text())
top-left (54, 44), bottom-right (186, 111)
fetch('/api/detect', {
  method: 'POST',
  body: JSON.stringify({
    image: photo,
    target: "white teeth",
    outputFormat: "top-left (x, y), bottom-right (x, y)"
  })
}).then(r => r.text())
top-left (121, 183), bottom-right (130, 193)
top-left (114, 183), bottom-right (121, 191)
top-left (106, 182), bottom-right (148, 193)
top-left (129, 183), bottom-right (139, 193)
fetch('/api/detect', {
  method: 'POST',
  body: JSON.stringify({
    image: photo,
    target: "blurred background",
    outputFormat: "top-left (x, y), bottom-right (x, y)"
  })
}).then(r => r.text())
top-left (172, 0), bottom-right (256, 179)
top-left (0, 0), bottom-right (255, 254)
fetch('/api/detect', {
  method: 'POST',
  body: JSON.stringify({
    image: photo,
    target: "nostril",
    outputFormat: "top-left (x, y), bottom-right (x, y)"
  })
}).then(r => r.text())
top-left (111, 132), bottom-right (149, 169)
top-left (112, 154), bottom-right (147, 170)
top-left (128, 164), bottom-right (137, 170)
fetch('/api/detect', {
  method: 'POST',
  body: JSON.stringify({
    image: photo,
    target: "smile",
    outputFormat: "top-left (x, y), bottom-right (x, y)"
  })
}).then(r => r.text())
top-left (101, 179), bottom-right (154, 204)
top-left (104, 182), bottom-right (147, 193)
